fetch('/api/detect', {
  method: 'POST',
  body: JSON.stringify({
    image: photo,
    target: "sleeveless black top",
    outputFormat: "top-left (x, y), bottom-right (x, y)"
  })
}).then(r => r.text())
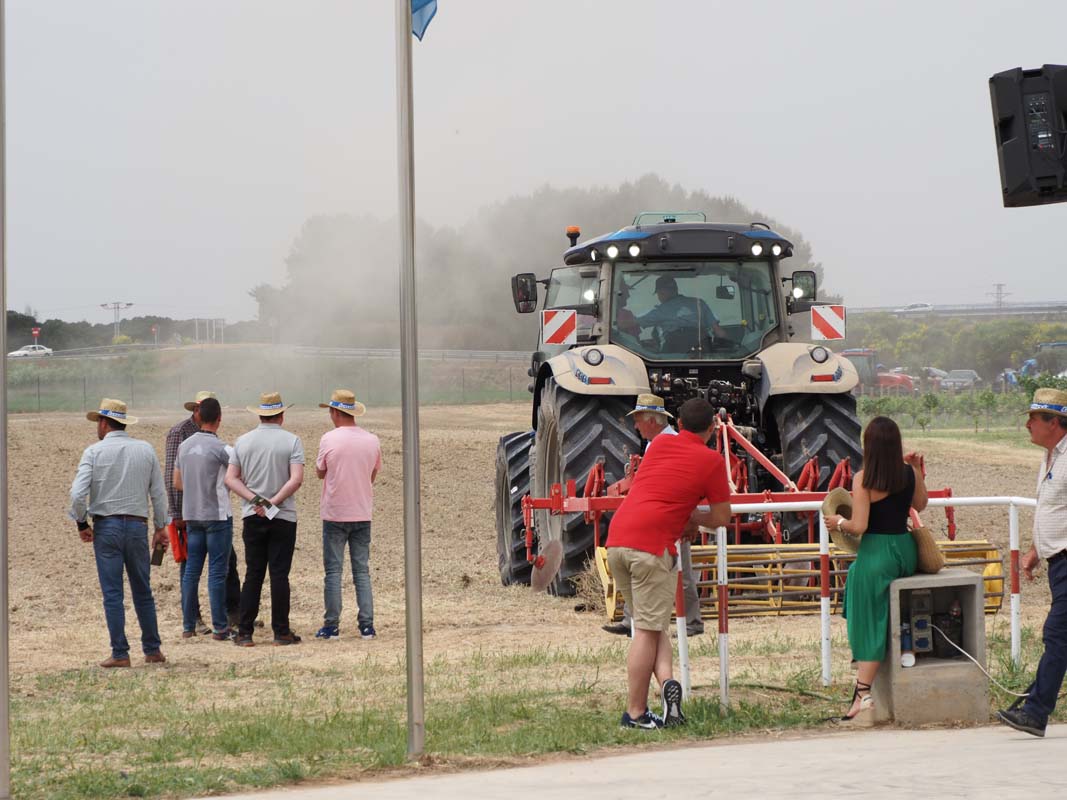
top-left (865, 468), bottom-right (915, 534)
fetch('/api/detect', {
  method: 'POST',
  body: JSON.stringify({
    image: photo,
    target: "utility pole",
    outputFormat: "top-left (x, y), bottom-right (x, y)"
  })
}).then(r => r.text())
top-left (986, 283), bottom-right (1011, 311)
top-left (100, 302), bottom-right (133, 340)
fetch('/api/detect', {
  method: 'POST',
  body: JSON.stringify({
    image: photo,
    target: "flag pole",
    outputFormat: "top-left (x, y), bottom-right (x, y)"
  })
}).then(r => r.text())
top-left (394, 0), bottom-right (425, 758)
top-left (0, 0), bottom-right (12, 794)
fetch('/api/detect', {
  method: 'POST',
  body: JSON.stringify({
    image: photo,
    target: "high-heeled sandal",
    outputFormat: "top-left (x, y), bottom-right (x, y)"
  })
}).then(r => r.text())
top-left (837, 681), bottom-right (874, 724)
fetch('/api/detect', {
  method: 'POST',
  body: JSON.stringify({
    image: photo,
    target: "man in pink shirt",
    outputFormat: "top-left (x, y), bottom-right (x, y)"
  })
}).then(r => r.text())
top-left (314, 389), bottom-right (382, 641)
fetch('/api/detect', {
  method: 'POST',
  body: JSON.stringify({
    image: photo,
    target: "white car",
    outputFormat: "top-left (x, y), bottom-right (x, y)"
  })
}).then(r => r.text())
top-left (7, 344), bottom-right (52, 358)
top-left (894, 302), bottom-right (934, 314)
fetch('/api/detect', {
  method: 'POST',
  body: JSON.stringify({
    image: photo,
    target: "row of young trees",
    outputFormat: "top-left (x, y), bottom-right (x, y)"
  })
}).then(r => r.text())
top-left (859, 374), bottom-right (1067, 431)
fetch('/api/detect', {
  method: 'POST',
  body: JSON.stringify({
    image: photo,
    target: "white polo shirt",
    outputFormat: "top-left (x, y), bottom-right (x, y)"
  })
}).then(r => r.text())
top-left (1033, 433), bottom-right (1067, 560)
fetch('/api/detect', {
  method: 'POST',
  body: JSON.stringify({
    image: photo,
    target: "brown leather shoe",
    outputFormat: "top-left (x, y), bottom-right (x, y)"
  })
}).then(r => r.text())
top-left (144, 652), bottom-right (167, 664)
top-left (181, 631), bottom-right (196, 639)
top-left (100, 656), bottom-right (131, 668)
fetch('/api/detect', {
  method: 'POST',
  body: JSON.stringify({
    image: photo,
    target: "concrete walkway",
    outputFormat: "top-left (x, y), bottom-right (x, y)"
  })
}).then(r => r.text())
top-left (207, 723), bottom-right (1062, 799)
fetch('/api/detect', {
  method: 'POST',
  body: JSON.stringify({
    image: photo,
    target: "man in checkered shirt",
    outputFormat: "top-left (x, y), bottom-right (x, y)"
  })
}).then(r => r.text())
top-left (165, 391), bottom-right (242, 632)
top-left (997, 387), bottom-right (1067, 738)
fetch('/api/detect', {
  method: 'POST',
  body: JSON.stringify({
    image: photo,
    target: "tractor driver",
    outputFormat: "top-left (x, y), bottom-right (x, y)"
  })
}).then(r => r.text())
top-left (635, 275), bottom-right (728, 351)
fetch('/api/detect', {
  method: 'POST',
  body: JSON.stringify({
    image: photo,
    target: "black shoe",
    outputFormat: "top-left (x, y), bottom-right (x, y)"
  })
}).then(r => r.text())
top-left (685, 624), bottom-right (704, 637)
top-left (997, 707), bottom-right (1046, 737)
top-left (661, 679), bottom-right (686, 727)
top-left (273, 630), bottom-right (302, 646)
top-left (602, 622), bottom-right (630, 636)
top-left (620, 709), bottom-right (662, 730)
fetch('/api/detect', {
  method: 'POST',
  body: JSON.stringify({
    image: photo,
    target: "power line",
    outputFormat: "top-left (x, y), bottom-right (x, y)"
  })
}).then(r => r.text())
top-left (986, 283), bottom-right (1012, 310)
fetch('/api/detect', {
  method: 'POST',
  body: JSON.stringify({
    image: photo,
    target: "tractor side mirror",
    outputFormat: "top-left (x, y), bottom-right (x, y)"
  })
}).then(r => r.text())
top-left (786, 270), bottom-right (817, 313)
top-left (716, 285), bottom-right (736, 300)
top-left (511, 273), bottom-right (539, 314)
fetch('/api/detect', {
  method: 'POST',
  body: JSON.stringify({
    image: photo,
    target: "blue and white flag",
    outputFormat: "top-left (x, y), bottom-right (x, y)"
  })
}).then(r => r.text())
top-left (411, 0), bottom-right (437, 41)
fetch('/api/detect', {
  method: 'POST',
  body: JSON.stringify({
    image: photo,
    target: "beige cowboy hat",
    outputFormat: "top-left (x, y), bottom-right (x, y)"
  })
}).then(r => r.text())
top-left (1027, 387), bottom-right (1067, 418)
top-left (87, 398), bottom-right (138, 426)
top-left (246, 391), bottom-right (292, 416)
top-left (625, 393), bottom-right (674, 419)
top-left (183, 390), bottom-right (217, 412)
top-left (821, 486), bottom-right (861, 552)
top-left (319, 388), bottom-right (366, 418)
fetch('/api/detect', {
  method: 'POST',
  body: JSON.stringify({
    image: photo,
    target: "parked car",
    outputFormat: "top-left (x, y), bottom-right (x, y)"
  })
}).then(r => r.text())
top-left (894, 302), bottom-right (934, 315)
top-left (7, 344), bottom-right (52, 358)
top-left (940, 369), bottom-right (982, 391)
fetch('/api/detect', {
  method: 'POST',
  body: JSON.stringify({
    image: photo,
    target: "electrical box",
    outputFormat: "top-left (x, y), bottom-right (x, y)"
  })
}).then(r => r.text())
top-left (989, 64), bottom-right (1067, 207)
top-left (908, 588), bottom-right (934, 653)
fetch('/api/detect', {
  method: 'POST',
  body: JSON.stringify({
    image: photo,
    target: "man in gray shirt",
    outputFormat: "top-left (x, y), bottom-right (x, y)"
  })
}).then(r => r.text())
top-left (173, 397), bottom-right (235, 640)
top-left (69, 398), bottom-right (168, 668)
top-left (225, 392), bottom-right (305, 646)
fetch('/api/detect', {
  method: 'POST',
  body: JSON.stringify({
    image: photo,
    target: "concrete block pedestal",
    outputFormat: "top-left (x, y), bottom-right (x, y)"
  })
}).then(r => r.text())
top-left (870, 568), bottom-right (989, 725)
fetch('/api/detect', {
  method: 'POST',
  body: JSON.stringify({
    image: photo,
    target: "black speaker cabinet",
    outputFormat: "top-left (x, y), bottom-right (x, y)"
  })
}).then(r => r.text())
top-left (989, 64), bottom-right (1067, 208)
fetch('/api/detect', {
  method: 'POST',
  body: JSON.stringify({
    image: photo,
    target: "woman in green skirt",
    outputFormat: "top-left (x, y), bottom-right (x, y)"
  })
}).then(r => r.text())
top-left (823, 416), bottom-right (928, 722)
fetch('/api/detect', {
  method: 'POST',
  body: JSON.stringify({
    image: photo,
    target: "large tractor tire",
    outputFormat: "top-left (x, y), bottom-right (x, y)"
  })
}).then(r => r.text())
top-left (495, 430), bottom-right (534, 586)
top-left (531, 378), bottom-right (640, 596)
top-left (772, 392), bottom-right (863, 543)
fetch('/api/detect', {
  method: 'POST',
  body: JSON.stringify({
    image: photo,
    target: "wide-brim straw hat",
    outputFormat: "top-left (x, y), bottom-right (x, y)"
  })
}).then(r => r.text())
top-left (246, 391), bottom-right (292, 416)
top-left (319, 388), bottom-right (366, 418)
top-left (1027, 387), bottom-right (1067, 418)
top-left (87, 398), bottom-right (138, 425)
top-left (821, 486), bottom-right (861, 552)
top-left (184, 390), bottom-right (217, 412)
top-left (626, 392), bottom-right (673, 419)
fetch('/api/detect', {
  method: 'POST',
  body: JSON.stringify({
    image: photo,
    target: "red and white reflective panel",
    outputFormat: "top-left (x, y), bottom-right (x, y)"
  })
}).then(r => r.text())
top-left (31, 327), bottom-right (40, 336)
top-left (542, 309), bottom-right (577, 345)
top-left (810, 305), bottom-right (846, 341)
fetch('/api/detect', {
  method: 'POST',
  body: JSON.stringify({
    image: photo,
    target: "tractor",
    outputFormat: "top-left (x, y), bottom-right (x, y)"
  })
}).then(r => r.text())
top-left (840, 348), bottom-right (917, 394)
top-left (495, 212), bottom-right (862, 595)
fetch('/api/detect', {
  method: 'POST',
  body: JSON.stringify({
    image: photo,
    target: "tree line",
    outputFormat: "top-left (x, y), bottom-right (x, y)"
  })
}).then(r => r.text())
top-left (838, 314), bottom-right (1067, 380)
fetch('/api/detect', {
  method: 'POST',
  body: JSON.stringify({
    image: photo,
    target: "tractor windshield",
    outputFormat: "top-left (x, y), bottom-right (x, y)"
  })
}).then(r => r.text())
top-left (610, 261), bottom-right (779, 360)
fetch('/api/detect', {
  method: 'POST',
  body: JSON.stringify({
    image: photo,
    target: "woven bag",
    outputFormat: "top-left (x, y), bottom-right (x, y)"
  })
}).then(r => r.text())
top-left (910, 525), bottom-right (945, 574)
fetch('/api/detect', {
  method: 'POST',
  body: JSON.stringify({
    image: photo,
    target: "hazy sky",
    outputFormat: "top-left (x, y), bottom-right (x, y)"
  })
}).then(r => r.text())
top-left (7, 1), bottom-right (1066, 326)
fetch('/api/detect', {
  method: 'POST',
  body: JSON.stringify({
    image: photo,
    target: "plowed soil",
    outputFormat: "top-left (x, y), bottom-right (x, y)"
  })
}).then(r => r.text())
top-left (7, 404), bottom-right (1050, 678)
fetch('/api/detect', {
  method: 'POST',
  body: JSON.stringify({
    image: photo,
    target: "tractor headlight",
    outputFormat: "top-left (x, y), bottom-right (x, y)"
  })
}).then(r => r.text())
top-left (771, 243), bottom-right (783, 257)
top-left (750, 243), bottom-right (763, 257)
top-left (810, 346), bottom-right (830, 364)
top-left (606, 245), bottom-right (619, 259)
top-left (628, 243), bottom-right (641, 258)
top-left (583, 348), bottom-right (604, 367)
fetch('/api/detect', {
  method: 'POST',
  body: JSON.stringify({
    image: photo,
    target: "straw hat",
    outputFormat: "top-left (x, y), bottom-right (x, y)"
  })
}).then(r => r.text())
top-left (821, 486), bottom-right (861, 552)
top-left (319, 388), bottom-right (366, 418)
top-left (626, 393), bottom-right (673, 419)
top-left (246, 391), bottom-right (292, 416)
top-left (184, 390), bottom-right (217, 412)
top-left (87, 398), bottom-right (138, 426)
top-left (1028, 387), bottom-right (1067, 418)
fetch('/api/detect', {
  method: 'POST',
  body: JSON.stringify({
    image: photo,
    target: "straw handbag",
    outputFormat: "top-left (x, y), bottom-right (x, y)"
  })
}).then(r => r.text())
top-left (910, 524), bottom-right (945, 574)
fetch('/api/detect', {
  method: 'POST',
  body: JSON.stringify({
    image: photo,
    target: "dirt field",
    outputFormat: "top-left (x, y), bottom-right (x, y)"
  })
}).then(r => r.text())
top-left (7, 404), bottom-right (1051, 684)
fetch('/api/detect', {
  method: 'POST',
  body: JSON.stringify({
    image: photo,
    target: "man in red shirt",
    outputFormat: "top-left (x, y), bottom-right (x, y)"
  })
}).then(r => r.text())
top-left (606, 397), bottom-right (732, 729)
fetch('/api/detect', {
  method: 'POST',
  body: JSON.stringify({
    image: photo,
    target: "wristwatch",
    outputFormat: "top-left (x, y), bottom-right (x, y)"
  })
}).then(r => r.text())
top-left (77, 519), bottom-right (90, 531)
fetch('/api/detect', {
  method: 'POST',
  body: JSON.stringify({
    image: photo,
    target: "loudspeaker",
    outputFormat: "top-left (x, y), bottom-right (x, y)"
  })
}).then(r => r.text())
top-left (989, 64), bottom-right (1067, 208)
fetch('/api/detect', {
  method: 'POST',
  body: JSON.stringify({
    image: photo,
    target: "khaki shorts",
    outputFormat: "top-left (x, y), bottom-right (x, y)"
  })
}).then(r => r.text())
top-left (607, 546), bottom-right (676, 632)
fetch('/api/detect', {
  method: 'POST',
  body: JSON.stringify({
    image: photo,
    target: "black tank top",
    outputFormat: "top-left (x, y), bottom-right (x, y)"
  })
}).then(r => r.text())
top-left (865, 468), bottom-right (915, 534)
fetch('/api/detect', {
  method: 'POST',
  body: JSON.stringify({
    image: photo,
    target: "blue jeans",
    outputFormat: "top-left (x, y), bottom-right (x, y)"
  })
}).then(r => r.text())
top-left (323, 521), bottom-right (373, 628)
top-left (182, 519), bottom-right (233, 633)
top-left (1023, 553), bottom-right (1067, 724)
top-left (92, 517), bottom-right (162, 660)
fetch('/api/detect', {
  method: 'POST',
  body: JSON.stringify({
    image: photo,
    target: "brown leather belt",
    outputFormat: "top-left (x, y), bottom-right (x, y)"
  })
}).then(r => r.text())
top-left (97, 514), bottom-right (147, 523)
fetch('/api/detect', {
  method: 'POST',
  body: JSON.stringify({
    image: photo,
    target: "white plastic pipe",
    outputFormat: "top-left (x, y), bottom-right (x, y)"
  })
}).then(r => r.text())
top-left (674, 539), bottom-right (691, 700)
top-left (1009, 502), bottom-right (1021, 667)
top-left (818, 515), bottom-right (832, 686)
top-left (717, 525), bottom-right (729, 708)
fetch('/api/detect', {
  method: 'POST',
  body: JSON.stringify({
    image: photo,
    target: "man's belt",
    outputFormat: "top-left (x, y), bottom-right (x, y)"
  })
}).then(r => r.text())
top-left (96, 514), bottom-right (148, 523)
top-left (1049, 550), bottom-right (1067, 564)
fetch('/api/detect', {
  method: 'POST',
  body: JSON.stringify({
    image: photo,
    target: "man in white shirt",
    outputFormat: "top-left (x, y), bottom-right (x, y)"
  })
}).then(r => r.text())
top-left (997, 388), bottom-right (1067, 737)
